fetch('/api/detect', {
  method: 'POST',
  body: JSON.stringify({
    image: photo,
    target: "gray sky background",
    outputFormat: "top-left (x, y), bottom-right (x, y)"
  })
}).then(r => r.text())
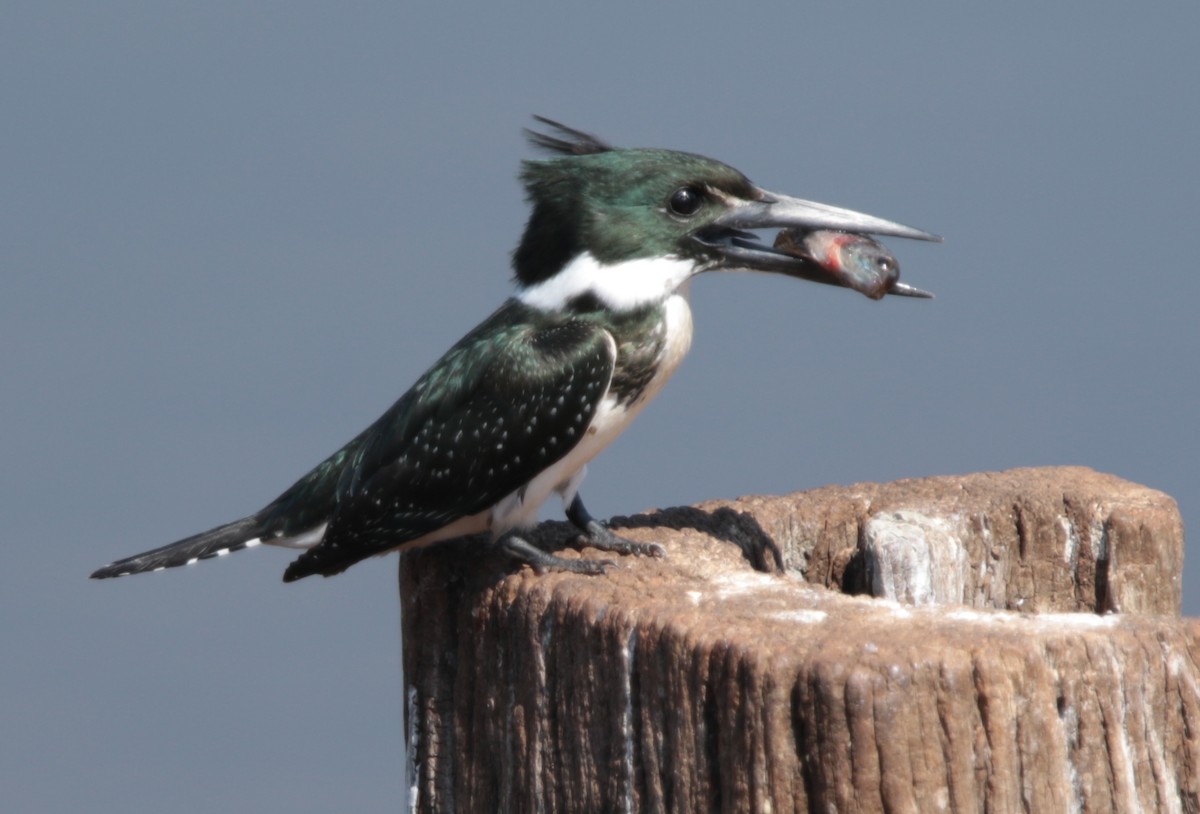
top-left (5, 3), bottom-right (1198, 811)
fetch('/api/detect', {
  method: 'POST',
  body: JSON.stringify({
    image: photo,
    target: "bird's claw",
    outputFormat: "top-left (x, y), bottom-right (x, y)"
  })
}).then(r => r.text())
top-left (498, 531), bottom-right (616, 575)
top-left (576, 522), bottom-right (665, 559)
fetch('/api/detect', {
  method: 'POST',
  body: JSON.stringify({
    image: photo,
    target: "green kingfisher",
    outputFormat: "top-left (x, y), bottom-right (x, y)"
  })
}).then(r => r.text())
top-left (91, 118), bottom-right (939, 583)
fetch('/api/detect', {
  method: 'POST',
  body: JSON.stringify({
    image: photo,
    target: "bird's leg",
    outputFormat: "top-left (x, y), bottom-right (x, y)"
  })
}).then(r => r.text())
top-left (496, 531), bottom-right (611, 575)
top-left (565, 494), bottom-right (665, 559)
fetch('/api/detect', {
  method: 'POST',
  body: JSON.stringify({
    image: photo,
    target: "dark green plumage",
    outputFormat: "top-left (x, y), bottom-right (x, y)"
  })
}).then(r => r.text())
top-left (279, 300), bottom-right (620, 580)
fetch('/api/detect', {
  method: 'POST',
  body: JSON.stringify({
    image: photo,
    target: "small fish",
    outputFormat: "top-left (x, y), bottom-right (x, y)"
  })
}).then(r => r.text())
top-left (774, 229), bottom-right (933, 300)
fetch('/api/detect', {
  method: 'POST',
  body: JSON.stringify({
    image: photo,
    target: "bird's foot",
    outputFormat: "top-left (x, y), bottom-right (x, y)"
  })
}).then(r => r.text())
top-left (565, 494), bottom-right (665, 560)
top-left (573, 520), bottom-right (665, 559)
top-left (497, 532), bottom-right (613, 575)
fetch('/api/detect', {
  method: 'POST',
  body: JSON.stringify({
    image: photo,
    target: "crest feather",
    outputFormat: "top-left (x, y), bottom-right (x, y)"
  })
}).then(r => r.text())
top-left (524, 116), bottom-right (612, 156)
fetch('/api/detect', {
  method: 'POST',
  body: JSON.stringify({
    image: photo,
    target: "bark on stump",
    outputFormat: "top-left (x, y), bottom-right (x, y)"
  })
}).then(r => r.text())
top-left (400, 467), bottom-right (1196, 813)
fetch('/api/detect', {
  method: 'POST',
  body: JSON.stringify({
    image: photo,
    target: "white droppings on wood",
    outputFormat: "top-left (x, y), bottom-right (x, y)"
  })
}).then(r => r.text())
top-left (864, 510), bottom-right (967, 606)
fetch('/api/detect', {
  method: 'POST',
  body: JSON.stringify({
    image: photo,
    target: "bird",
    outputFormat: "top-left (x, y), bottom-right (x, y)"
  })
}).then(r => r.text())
top-left (90, 117), bottom-right (939, 583)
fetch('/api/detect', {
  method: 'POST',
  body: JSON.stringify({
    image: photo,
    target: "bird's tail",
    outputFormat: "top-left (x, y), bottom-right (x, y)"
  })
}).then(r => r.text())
top-left (90, 517), bottom-right (264, 579)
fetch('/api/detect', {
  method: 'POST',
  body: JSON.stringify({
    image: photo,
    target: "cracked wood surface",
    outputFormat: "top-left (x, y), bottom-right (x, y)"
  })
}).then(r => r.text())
top-left (400, 467), bottom-right (1196, 813)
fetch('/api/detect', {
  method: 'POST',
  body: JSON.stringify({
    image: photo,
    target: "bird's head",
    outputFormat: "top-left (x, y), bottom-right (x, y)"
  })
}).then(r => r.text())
top-left (513, 118), bottom-right (938, 312)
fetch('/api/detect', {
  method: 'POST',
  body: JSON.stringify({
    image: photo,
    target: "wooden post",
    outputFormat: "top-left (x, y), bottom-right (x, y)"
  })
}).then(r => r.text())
top-left (400, 467), bottom-right (1198, 813)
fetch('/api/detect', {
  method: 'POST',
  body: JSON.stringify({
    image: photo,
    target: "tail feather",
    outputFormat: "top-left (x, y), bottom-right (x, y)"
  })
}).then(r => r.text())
top-left (282, 548), bottom-right (353, 583)
top-left (90, 517), bottom-right (263, 579)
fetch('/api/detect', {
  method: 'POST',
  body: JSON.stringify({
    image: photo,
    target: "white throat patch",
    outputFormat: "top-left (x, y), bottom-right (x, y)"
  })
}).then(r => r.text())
top-left (517, 252), bottom-right (696, 312)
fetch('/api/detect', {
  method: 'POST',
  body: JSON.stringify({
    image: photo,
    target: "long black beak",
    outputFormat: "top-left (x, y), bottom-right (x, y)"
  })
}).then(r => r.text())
top-left (696, 189), bottom-right (940, 297)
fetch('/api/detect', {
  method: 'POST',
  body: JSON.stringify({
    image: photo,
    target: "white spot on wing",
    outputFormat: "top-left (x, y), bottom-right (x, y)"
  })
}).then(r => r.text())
top-left (493, 289), bottom-right (694, 535)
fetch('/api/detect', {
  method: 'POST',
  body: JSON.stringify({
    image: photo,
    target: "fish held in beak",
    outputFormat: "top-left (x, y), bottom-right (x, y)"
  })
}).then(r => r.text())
top-left (773, 229), bottom-right (933, 300)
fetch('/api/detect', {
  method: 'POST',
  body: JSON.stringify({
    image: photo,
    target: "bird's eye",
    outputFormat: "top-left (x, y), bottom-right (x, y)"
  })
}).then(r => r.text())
top-left (668, 186), bottom-right (703, 217)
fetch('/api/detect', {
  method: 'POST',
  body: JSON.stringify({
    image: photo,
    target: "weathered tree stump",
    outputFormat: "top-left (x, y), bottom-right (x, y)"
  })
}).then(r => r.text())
top-left (400, 467), bottom-right (1197, 813)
